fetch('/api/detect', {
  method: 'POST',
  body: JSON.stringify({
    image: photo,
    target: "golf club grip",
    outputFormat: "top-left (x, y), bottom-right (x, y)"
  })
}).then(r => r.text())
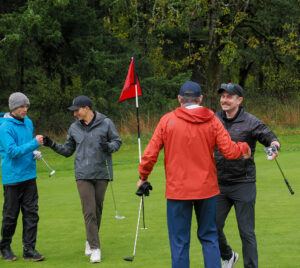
top-left (284, 179), bottom-right (295, 195)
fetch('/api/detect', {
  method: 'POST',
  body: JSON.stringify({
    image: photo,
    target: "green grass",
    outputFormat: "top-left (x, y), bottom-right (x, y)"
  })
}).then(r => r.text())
top-left (0, 134), bottom-right (300, 267)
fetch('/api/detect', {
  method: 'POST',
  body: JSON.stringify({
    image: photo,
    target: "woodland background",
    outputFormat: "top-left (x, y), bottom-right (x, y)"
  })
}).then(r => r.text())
top-left (0, 0), bottom-right (299, 135)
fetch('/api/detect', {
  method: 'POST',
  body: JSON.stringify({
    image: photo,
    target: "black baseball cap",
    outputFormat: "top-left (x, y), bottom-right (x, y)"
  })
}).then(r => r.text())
top-left (180, 81), bottom-right (202, 97)
top-left (68, 96), bottom-right (92, 111)
top-left (218, 83), bottom-right (243, 97)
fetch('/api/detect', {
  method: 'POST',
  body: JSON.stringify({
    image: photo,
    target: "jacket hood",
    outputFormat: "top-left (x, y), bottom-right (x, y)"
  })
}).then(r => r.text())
top-left (174, 106), bottom-right (214, 123)
top-left (0, 112), bottom-right (27, 125)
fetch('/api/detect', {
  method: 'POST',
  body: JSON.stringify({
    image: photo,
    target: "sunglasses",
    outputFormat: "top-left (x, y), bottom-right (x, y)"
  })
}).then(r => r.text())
top-left (220, 83), bottom-right (234, 89)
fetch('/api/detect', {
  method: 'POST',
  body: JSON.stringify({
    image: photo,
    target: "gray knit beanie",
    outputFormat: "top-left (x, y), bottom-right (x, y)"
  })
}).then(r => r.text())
top-left (9, 92), bottom-right (30, 111)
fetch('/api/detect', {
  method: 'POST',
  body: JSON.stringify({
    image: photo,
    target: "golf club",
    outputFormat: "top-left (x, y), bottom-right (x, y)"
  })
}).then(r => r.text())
top-left (140, 197), bottom-right (148, 230)
top-left (123, 196), bottom-right (143, 262)
top-left (265, 146), bottom-right (294, 195)
top-left (105, 159), bottom-right (125, 219)
top-left (34, 150), bottom-right (55, 177)
top-left (41, 157), bottom-right (56, 177)
top-left (274, 158), bottom-right (294, 195)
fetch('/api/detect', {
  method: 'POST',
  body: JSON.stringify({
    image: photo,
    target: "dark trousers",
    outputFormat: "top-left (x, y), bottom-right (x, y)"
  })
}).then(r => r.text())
top-left (76, 179), bottom-right (108, 249)
top-left (0, 179), bottom-right (39, 250)
top-left (216, 183), bottom-right (258, 268)
top-left (167, 197), bottom-right (221, 268)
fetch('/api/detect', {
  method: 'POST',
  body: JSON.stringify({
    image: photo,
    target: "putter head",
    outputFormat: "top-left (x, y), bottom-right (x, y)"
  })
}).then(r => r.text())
top-left (124, 257), bottom-right (134, 262)
top-left (115, 212), bottom-right (125, 220)
top-left (49, 170), bottom-right (56, 177)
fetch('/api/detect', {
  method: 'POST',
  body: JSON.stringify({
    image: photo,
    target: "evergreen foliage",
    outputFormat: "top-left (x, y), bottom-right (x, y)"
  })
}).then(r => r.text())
top-left (0, 0), bottom-right (299, 133)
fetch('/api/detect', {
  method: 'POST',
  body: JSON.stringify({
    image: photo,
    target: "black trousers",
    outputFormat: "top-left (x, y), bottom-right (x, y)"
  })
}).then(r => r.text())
top-left (0, 179), bottom-right (39, 250)
top-left (216, 182), bottom-right (258, 268)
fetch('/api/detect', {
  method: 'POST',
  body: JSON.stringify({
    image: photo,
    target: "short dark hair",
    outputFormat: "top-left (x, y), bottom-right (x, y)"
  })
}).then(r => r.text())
top-left (179, 95), bottom-right (200, 104)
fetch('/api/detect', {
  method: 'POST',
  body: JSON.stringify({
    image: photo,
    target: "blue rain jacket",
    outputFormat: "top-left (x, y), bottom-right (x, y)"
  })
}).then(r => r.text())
top-left (0, 112), bottom-right (40, 185)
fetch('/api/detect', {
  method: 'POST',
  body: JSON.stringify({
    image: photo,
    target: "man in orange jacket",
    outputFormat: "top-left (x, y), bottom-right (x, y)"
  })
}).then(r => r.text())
top-left (138, 81), bottom-right (251, 268)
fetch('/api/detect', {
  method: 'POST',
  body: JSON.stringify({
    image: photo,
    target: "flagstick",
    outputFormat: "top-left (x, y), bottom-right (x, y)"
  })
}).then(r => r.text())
top-left (135, 83), bottom-right (146, 230)
top-left (135, 84), bottom-right (142, 163)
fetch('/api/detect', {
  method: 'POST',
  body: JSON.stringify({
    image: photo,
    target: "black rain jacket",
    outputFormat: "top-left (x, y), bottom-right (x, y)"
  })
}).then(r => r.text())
top-left (214, 107), bottom-right (279, 184)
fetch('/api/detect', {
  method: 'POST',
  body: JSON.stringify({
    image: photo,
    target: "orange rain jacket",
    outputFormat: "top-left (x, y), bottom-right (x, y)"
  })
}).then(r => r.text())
top-left (139, 105), bottom-right (250, 200)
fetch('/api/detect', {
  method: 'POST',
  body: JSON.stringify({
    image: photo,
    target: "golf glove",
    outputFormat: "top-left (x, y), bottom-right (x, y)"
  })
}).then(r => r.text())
top-left (43, 136), bottom-right (55, 148)
top-left (33, 150), bottom-right (42, 160)
top-left (136, 182), bottom-right (153, 197)
top-left (100, 142), bottom-right (109, 152)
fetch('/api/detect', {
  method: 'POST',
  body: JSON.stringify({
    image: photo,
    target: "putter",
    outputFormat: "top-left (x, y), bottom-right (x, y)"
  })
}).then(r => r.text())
top-left (265, 146), bottom-right (294, 195)
top-left (124, 196), bottom-right (143, 262)
top-left (105, 159), bottom-right (125, 219)
top-left (140, 198), bottom-right (148, 230)
top-left (274, 158), bottom-right (294, 195)
top-left (41, 157), bottom-right (56, 177)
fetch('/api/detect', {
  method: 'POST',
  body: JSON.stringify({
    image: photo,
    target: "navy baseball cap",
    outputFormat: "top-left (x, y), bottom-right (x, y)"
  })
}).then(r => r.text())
top-left (180, 81), bottom-right (202, 97)
top-left (218, 83), bottom-right (243, 97)
top-left (68, 96), bottom-right (92, 111)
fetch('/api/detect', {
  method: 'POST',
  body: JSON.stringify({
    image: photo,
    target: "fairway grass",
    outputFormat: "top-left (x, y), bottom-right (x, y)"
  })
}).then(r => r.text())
top-left (0, 134), bottom-right (299, 267)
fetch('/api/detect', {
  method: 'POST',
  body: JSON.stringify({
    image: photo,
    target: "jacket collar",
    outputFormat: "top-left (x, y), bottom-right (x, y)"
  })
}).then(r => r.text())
top-left (2, 112), bottom-right (26, 124)
top-left (220, 106), bottom-right (245, 123)
top-left (75, 111), bottom-right (107, 129)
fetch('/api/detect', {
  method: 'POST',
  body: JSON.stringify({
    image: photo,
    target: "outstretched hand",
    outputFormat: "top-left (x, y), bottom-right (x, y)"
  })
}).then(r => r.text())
top-left (36, 135), bottom-right (44, 146)
top-left (264, 144), bottom-right (279, 161)
top-left (43, 136), bottom-right (55, 148)
top-left (243, 148), bottom-right (251, 159)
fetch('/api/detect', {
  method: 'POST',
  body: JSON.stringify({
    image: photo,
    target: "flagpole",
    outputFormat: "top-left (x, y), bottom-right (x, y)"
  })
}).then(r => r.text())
top-left (133, 58), bottom-right (146, 229)
top-left (135, 84), bottom-right (142, 163)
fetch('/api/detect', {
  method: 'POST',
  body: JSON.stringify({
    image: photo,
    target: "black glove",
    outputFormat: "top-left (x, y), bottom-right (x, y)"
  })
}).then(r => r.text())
top-left (101, 142), bottom-right (109, 152)
top-left (136, 182), bottom-right (153, 197)
top-left (43, 136), bottom-right (55, 148)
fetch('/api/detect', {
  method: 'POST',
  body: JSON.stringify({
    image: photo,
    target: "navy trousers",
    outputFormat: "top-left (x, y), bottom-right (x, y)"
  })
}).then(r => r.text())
top-left (167, 196), bottom-right (221, 268)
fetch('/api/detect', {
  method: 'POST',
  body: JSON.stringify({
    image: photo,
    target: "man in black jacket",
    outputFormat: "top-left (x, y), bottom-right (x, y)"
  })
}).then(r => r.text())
top-left (214, 83), bottom-right (280, 268)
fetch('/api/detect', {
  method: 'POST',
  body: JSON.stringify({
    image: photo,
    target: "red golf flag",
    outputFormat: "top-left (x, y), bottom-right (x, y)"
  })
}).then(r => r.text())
top-left (119, 58), bottom-right (142, 102)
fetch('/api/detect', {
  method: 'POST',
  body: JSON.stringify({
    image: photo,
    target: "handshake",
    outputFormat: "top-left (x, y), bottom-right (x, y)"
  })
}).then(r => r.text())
top-left (43, 136), bottom-right (55, 148)
top-left (38, 135), bottom-right (110, 152)
top-left (34, 135), bottom-right (55, 148)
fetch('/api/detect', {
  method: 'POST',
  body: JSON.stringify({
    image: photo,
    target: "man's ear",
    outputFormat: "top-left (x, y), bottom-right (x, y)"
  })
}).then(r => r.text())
top-left (238, 97), bottom-right (243, 105)
top-left (198, 95), bottom-right (203, 105)
top-left (178, 95), bottom-right (182, 106)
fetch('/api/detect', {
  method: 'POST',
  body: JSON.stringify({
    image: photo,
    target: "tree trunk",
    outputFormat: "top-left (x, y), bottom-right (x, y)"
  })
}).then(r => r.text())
top-left (239, 61), bottom-right (253, 88)
top-left (206, 0), bottom-right (222, 111)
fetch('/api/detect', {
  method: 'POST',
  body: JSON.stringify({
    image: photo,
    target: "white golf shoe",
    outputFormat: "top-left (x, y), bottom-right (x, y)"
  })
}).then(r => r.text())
top-left (90, 249), bottom-right (101, 263)
top-left (222, 251), bottom-right (239, 268)
top-left (85, 241), bottom-right (92, 256)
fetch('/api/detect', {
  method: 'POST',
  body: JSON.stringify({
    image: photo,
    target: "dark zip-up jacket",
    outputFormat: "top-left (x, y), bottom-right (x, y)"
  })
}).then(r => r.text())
top-left (214, 107), bottom-right (279, 184)
top-left (52, 112), bottom-right (121, 180)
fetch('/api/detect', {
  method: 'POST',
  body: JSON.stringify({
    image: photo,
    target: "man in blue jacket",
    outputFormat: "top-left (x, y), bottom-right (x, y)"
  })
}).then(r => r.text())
top-left (214, 83), bottom-right (280, 268)
top-left (0, 92), bottom-right (44, 262)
